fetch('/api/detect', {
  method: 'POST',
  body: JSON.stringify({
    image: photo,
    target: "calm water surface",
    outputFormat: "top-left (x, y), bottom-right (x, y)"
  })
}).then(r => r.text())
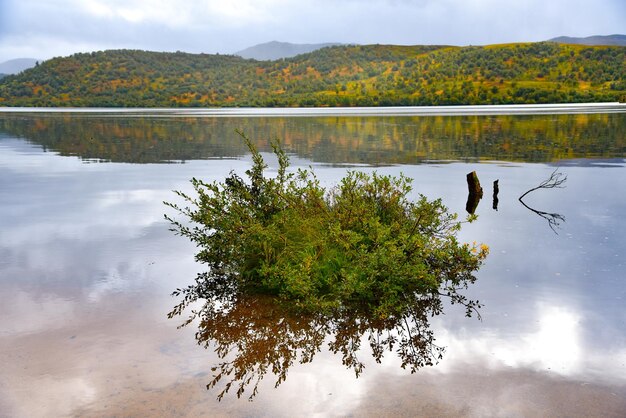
top-left (0, 111), bottom-right (625, 417)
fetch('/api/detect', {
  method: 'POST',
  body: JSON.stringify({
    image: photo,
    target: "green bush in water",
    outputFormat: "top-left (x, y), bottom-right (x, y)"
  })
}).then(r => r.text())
top-left (165, 130), bottom-right (488, 318)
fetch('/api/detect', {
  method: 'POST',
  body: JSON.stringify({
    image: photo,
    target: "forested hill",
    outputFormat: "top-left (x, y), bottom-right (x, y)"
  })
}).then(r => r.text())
top-left (0, 42), bottom-right (624, 107)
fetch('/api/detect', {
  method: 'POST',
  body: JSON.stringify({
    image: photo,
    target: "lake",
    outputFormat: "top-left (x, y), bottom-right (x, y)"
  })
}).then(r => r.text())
top-left (1, 108), bottom-right (625, 417)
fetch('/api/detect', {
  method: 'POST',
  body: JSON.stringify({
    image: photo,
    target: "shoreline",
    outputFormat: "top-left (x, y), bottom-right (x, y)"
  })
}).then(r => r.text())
top-left (0, 102), bottom-right (625, 117)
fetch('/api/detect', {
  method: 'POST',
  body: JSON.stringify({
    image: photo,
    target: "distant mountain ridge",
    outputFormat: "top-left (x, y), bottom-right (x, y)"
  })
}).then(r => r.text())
top-left (548, 34), bottom-right (626, 46)
top-left (236, 41), bottom-right (342, 60)
top-left (0, 58), bottom-right (40, 74)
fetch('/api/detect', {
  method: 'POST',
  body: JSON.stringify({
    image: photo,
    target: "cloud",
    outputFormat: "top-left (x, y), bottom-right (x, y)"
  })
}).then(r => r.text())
top-left (0, 0), bottom-right (624, 63)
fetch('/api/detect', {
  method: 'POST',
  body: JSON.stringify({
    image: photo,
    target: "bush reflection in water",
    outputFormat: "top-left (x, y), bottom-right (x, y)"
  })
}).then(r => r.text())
top-left (169, 269), bottom-right (481, 401)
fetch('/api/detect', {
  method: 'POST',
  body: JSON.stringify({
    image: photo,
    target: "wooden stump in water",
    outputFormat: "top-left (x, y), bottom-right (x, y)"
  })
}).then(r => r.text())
top-left (493, 179), bottom-right (499, 211)
top-left (466, 171), bottom-right (483, 198)
top-left (466, 193), bottom-right (481, 214)
top-left (465, 171), bottom-right (483, 214)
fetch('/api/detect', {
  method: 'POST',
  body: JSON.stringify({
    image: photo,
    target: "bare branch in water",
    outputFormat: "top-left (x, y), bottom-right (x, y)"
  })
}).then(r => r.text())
top-left (519, 169), bottom-right (567, 201)
top-left (518, 199), bottom-right (566, 233)
top-left (519, 168), bottom-right (567, 234)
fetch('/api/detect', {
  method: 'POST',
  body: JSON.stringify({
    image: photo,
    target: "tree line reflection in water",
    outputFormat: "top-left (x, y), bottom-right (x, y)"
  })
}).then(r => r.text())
top-left (0, 112), bottom-right (624, 164)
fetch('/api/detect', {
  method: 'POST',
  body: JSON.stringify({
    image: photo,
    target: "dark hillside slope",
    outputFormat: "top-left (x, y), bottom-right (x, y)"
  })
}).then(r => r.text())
top-left (235, 41), bottom-right (341, 60)
top-left (549, 34), bottom-right (626, 46)
top-left (0, 58), bottom-right (40, 74)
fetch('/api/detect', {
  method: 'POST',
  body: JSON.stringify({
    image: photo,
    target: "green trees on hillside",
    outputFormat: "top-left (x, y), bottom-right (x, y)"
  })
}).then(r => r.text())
top-left (0, 43), bottom-right (624, 107)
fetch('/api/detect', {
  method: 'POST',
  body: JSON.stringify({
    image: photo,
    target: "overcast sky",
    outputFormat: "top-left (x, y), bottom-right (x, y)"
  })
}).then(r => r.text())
top-left (0, 0), bottom-right (624, 62)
